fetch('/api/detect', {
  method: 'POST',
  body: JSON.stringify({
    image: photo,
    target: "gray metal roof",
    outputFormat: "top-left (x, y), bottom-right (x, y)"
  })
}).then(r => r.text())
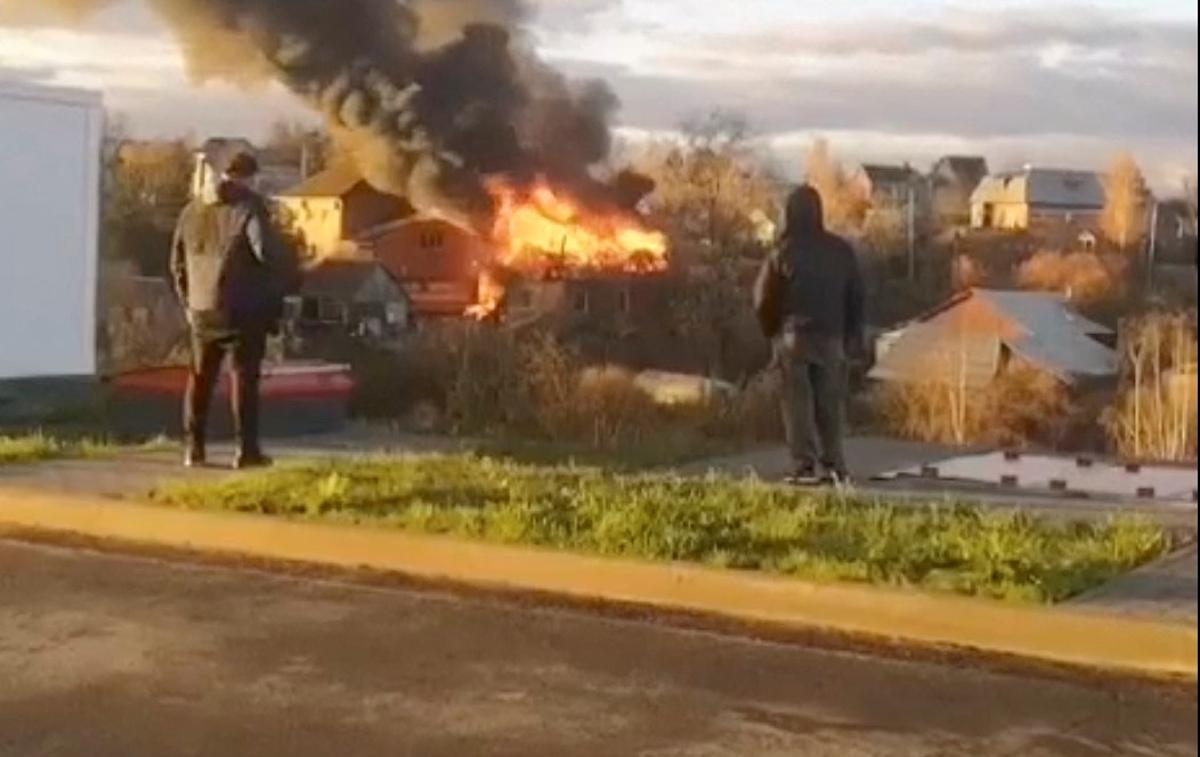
top-left (869, 289), bottom-right (1117, 386)
top-left (973, 290), bottom-right (1116, 381)
top-left (300, 259), bottom-right (407, 303)
top-left (1025, 169), bottom-right (1105, 209)
top-left (861, 163), bottom-right (919, 186)
top-left (970, 167), bottom-right (1105, 210)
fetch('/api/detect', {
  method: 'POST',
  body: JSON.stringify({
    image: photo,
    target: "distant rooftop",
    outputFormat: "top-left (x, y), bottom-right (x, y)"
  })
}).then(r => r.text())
top-left (870, 288), bottom-right (1116, 386)
top-left (971, 167), bottom-right (1106, 210)
top-left (860, 163), bottom-right (920, 185)
top-left (277, 164), bottom-right (370, 199)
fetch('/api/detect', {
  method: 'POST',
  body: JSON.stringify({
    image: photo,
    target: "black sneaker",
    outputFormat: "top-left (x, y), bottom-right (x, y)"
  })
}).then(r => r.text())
top-left (233, 451), bottom-right (274, 470)
top-left (784, 465), bottom-right (822, 486)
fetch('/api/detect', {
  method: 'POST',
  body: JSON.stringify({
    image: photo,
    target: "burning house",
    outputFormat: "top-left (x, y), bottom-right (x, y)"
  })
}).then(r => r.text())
top-left (36, 0), bottom-right (676, 327)
top-left (465, 177), bottom-right (669, 320)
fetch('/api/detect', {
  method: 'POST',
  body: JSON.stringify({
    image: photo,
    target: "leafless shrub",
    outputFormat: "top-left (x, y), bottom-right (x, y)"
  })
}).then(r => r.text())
top-left (1104, 311), bottom-right (1197, 462)
top-left (1017, 250), bottom-right (1128, 303)
top-left (874, 362), bottom-right (1073, 447)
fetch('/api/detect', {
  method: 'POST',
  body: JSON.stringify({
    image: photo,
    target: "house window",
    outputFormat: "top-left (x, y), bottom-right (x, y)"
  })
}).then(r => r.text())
top-left (317, 298), bottom-right (347, 323)
top-left (618, 288), bottom-right (632, 314)
top-left (282, 296), bottom-right (303, 321)
top-left (300, 297), bottom-right (320, 321)
top-left (573, 289), bottom-right (590, 314)
top-left (419, 229), bottom-right (445, 249)
top-left (385, 302), bottom-right (407, 327)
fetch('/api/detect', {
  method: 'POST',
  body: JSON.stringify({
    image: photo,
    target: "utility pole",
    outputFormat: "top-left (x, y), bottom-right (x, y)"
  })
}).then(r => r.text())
top-left (906, 181), bottom-right (916, 281)
top-left (1146, 198), bottom-right (1160, 291)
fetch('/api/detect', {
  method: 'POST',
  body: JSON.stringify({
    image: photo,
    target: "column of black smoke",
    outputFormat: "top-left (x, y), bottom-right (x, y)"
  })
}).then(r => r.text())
top-left (2, 0), bottom-right (625, 228)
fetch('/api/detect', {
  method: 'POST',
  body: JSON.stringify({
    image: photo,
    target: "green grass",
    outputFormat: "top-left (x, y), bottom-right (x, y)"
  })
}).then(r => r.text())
top-left (0, 433), bottom-right (170, 465)
top-left (149, 455), bottom-right (1173, 604)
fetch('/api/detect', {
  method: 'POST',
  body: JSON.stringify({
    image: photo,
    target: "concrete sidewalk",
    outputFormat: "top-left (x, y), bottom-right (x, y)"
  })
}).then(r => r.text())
top-left (680, 437), bottom-right (973, 481)
top-left (1073, 545), bottom-right (1198, 626)
top-left (0, 429), bottom-right (468, 500)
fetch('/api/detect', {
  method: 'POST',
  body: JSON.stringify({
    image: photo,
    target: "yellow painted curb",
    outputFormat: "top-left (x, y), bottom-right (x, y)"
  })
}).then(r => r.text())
top-left (0, 485), bottom-right (1194, 679)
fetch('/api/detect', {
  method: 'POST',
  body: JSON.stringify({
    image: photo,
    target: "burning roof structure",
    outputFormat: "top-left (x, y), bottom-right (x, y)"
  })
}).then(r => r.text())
top-left (24, 0), bottom-right (671, 318)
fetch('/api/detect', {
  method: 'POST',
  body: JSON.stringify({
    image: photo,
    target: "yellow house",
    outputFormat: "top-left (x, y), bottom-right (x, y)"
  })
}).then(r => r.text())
top-left (275, 165), bottom-right (410, 259)
top-left (970, 167), bottom-right (1104, 230)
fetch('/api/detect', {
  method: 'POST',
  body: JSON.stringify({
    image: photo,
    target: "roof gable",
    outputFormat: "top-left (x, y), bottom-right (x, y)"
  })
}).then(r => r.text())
top-left (278, 164), bottom-right (370, 199)
top-left (301, 259), bottom-right (406, 302)
top-left (873, 289), bottom-right (1116, 385)
top-left (933, 156), bottom-right (988, 189)
top-left (861, 163), bottom-right (919, 186)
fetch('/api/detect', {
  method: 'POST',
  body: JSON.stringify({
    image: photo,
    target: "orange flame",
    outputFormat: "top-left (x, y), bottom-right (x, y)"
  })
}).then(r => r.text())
top-left (465, 268), bottom-right (506, 320)
top-left (487, 177), bottom-right (669, 276)
top-left (465, 177), bottom-right (669, 320)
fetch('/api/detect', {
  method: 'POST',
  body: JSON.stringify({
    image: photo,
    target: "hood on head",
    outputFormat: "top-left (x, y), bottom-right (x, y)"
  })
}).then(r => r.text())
top-left (784, 184), bottom-right (825, 239)
top-left (207, 178), bottom-right (250, 206)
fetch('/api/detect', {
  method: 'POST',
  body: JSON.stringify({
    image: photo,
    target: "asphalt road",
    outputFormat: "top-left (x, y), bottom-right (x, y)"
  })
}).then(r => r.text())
top-left (0, 539), bottom-right (1195, 757)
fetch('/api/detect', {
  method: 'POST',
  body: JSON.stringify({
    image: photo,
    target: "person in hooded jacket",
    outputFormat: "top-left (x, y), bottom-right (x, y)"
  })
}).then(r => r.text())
top-left (170, 151), bottom-right (290, 469)
top-left (754, 184), bottom-right (865, 486)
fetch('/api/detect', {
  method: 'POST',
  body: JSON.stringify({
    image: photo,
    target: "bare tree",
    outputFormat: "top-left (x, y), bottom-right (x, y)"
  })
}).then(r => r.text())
top-left (102, 138), bottom-right (194, 277)
top-left (1105, 311), bottom-right (1198, 462)
top-left (641, 111), bottom-right (778, 259)
top-left (804, 137), bottom-right (867, 233)
top-left (1017, 249), bottom-right (1128, 303)
top-left (634, 111), bottom-right (781, 377)
top-left (265, 119), bottom-right (333, 176)
top-left (1185, 176), bottom-right (1198, 238)
top-left (1101, 152), bottom-right (1148, 254)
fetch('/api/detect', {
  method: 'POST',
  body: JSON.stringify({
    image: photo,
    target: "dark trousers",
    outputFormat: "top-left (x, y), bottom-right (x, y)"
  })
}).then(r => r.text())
top-left (778, 337), bottom-right (848, 473)
top-left (184, 319), bottom-right (267, 454)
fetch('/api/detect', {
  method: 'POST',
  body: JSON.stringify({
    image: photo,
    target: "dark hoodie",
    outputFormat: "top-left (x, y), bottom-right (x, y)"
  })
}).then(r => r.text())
top-left (171, 180), bottom-right (286, 327)
top-left (753, 185), bottom-right (865, 350)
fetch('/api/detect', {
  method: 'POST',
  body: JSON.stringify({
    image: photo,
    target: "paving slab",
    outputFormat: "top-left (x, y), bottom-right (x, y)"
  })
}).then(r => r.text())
top-left (681, 437), bottom-right (972, 481)
top-left (684, 441), bottom-right (1199, 530)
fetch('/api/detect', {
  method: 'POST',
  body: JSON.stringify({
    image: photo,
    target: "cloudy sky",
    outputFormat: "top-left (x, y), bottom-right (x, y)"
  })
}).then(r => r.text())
top-left (1, 0), bottom-right (1196, 192)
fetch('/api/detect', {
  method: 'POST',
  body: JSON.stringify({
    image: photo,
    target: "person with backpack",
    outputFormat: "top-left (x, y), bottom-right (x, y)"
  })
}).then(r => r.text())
top-left (754, 184), bottom-right (865, 486)
top-left (170, 151), bottom-right (292, 469)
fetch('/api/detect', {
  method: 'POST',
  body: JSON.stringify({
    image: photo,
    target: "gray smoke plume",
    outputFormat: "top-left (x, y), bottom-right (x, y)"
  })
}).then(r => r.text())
top-left (2, 0), bottom-right (623, 227)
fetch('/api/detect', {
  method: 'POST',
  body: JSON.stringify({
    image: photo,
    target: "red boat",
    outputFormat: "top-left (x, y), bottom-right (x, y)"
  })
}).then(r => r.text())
top-left (110, 361), bottom-right (355, 439)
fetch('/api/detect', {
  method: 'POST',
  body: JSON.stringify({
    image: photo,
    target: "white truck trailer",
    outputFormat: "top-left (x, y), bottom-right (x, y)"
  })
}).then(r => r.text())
top-left (0, 80), bottom-right (103, 383)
